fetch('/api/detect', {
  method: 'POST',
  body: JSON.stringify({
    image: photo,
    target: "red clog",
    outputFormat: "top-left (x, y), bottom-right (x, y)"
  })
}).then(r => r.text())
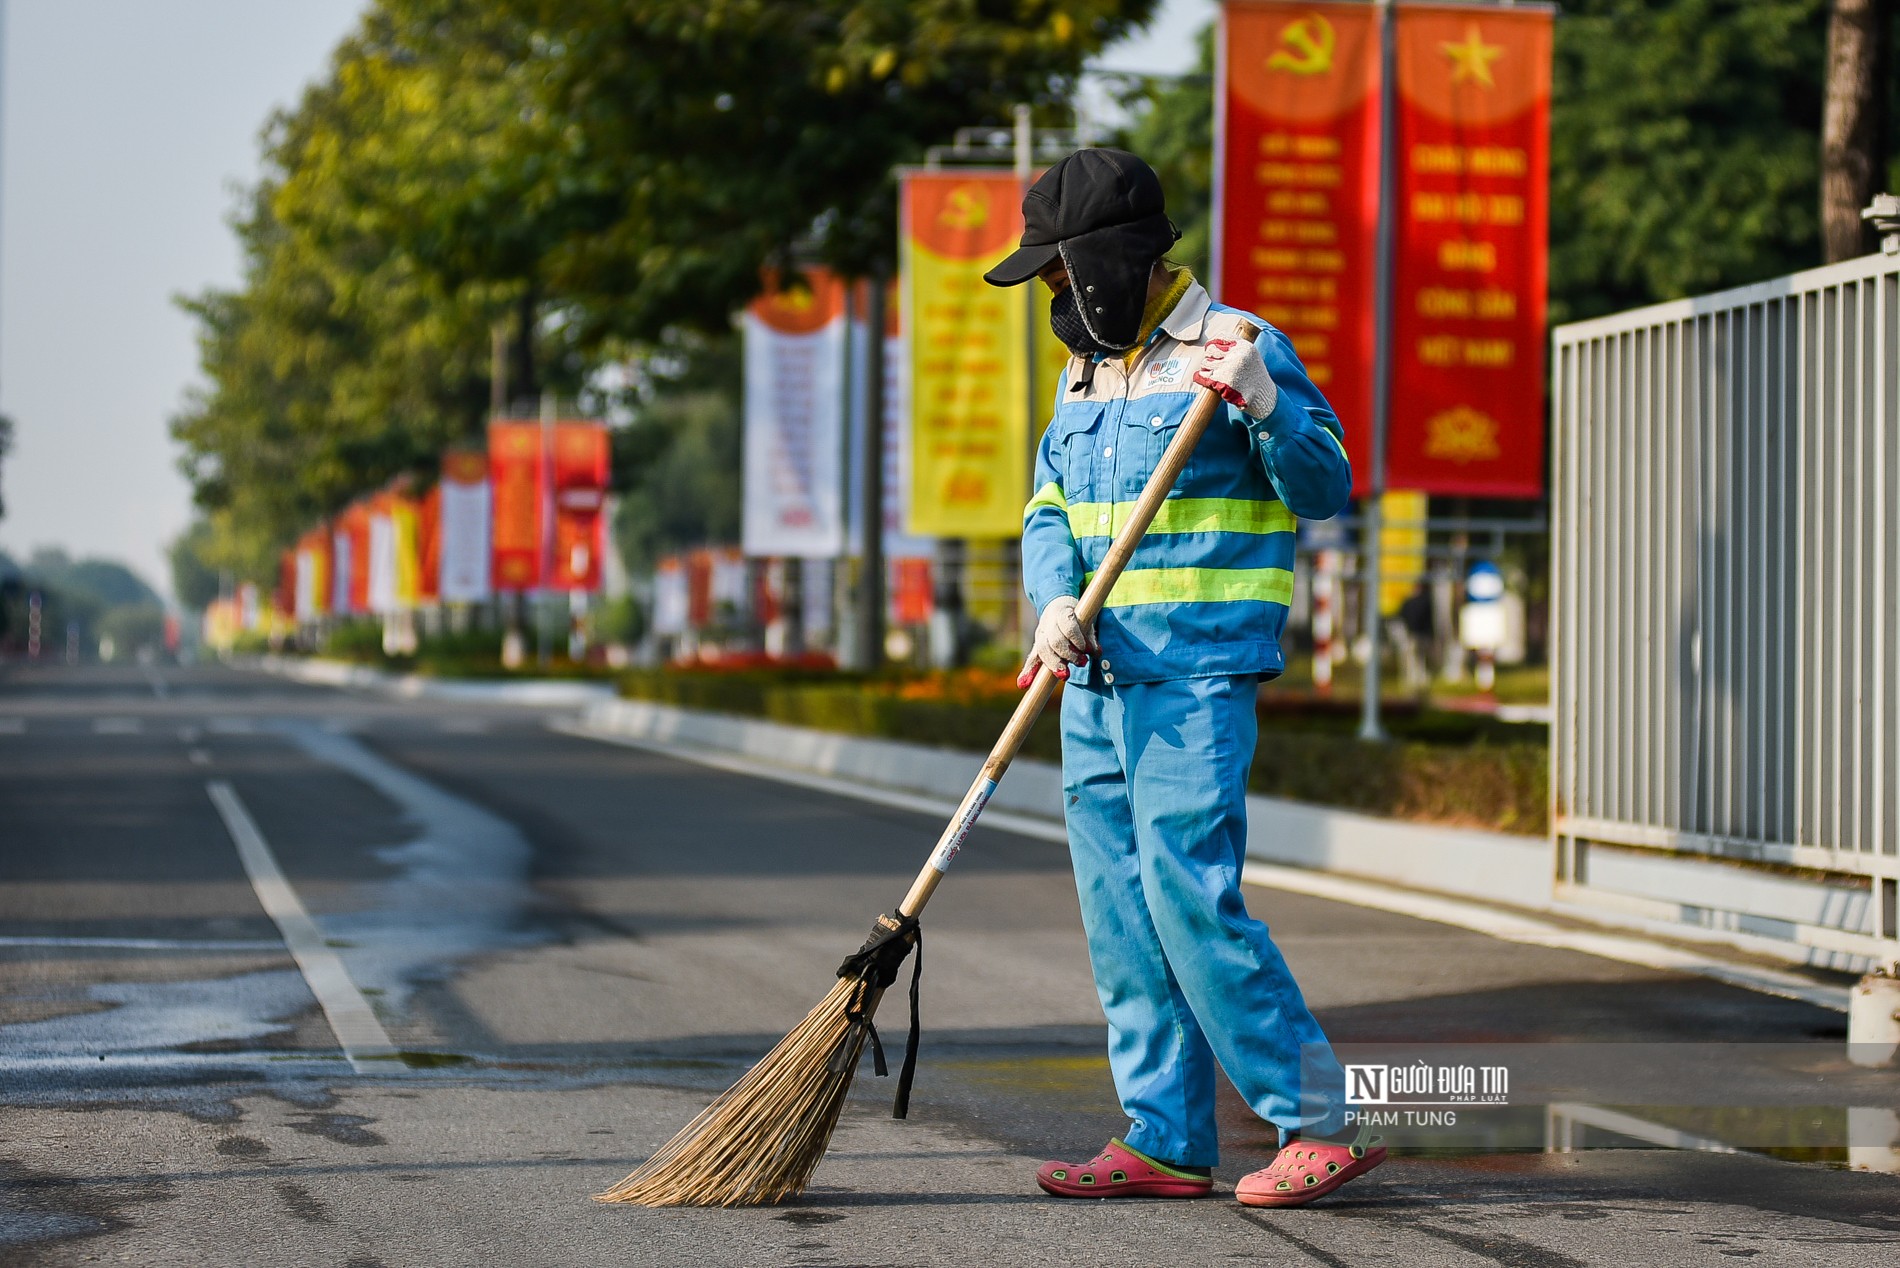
top-left (1235, 1133), bottom-right (1386, 1207)
top-left (1035, 1138), bottom-right (1214, 1199)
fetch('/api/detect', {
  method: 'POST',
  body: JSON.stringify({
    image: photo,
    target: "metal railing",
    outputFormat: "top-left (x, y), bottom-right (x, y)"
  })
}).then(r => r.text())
top-left (1552, 250), bottom-right (1900, 966)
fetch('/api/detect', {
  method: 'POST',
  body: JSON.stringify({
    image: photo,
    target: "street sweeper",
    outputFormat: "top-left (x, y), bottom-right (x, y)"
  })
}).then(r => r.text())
top-left (983, 147), bottom-right (1384, 1207)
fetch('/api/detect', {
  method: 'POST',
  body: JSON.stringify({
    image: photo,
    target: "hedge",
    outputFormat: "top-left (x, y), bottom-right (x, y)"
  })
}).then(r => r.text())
top-left (620, 668), bottom-right (1546, 835)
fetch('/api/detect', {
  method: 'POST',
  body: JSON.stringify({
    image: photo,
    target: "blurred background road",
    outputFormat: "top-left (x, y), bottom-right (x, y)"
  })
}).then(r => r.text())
top-left (3, 662), bottom-right (1897, 1266)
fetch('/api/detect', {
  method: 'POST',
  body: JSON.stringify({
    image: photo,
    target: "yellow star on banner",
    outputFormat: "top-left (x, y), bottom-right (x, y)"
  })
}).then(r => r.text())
top-left (1440, 23), bottom-right (1502, 88)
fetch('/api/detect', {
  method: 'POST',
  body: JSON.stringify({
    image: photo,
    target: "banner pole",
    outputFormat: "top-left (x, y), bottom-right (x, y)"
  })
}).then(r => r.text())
top-left (1358, 0), bottom-right (1397, 743)
top-left (857, 268), bottom-right (887, 673)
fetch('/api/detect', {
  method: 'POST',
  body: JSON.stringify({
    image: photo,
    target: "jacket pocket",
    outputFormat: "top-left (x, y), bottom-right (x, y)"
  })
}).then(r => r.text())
top-left (1141, 402), bottom-right (1196, 497)
top-left (1055, 404), bottom-right (1106, 500)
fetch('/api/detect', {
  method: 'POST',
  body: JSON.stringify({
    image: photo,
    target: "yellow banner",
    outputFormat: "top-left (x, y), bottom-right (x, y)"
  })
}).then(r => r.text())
top-left (392, 497), bottom-right (421, 607)
top-left (902, 170), bottom-right (1066, 537)
top-left (1378, 488), bottom-right (1429, 617)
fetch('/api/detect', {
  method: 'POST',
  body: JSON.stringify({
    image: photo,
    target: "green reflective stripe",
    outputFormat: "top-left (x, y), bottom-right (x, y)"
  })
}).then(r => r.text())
top-left (1083, 566), bottom-right (1295, 608)
top-left (1323, 426), bottom-right (1349, 461)
top-left (1023, 481), bottom-right (1068, 520)
top-left (1067, 497), bottom-right (1296, 539)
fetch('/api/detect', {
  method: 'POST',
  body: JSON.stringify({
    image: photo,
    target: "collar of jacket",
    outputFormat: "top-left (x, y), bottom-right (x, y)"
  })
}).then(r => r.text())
top-left (1068, 275), bottom-right (1215, 388)
top-left (1120, 266), bottom-right (1196, 367)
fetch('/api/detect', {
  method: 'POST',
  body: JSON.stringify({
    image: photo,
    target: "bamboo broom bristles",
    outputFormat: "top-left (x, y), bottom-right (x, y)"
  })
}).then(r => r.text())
top-left (595, 978), bottom-right (880, 1207)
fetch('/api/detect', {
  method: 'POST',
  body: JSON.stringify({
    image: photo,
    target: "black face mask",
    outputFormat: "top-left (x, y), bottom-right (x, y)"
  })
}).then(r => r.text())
top-left (1050, 287), bottom-right (1115, 359)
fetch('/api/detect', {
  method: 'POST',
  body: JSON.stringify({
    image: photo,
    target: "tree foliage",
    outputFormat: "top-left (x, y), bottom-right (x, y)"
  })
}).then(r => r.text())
top-left (174, 0), bottom-right (1157, 584)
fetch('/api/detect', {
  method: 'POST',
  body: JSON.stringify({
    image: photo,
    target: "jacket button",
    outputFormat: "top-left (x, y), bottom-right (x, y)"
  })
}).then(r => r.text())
top-left (1103, 446), bottom-right (1113, 457)
top-left (1100, 659), bottom-right (1111, 669)
top-left (1151, 415), bottom-right (1163, 427)
top-left (1104, 673), bottom-right (1116, 684)
top-left (1097, 511), bottom-right (1109, 524)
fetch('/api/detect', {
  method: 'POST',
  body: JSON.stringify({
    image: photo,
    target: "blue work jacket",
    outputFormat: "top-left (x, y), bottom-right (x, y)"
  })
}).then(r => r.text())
top-left (1021, 280), bottom-right (1351, 686)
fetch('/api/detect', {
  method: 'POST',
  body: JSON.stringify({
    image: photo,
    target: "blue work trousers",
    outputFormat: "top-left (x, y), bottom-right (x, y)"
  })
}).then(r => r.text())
top-left (1060, 672), bottom-right (1344, 1167)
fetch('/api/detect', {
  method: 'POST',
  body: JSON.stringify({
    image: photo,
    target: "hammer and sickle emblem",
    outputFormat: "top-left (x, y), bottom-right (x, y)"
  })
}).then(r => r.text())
top-left (939, 184), bottom-right (990, 231)
top-left (1267, 14), bottom-right (1335, 76)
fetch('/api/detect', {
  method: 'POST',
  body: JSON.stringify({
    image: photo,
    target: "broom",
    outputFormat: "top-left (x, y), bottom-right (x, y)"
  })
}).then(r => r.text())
top-left (597, 320), bottom-right (1262, 1207)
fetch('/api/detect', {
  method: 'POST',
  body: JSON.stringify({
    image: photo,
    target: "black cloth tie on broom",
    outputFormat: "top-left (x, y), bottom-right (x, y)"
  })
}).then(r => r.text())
top-left (833, 911), bottom-right (923, 1118)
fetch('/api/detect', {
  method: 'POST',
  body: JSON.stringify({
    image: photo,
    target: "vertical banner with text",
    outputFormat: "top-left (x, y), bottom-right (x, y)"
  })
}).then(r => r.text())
top-left (742, 270), bottom-right (849, 557)
top-left (1389, 4), bottom-right (1550, 495)
top-left (438, 449), bottom-right (492, 602)
top-left (1219, 1), bottom-right (1381, 491)
top-left (549, 422), bottom-right (610, 591)
top-left (902, 170), bottom-right (1064, 536)
top-left (489, 422), bottom-right (544, 591)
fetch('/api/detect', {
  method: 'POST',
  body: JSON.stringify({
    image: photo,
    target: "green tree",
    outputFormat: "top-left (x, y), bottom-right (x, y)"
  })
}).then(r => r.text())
top-left (1116, 28), bottom-right (1214, 281)
top-left (1550, 0), bottom-right (1829, 322)
top-left (609, 333), bottom-right (744, 571)
top-left (370, 0), bottom-right (1159, 345)
top-left (169, 521), bottom-right (224, 611)
top-left (175, 2), bottom-right (1159, 585)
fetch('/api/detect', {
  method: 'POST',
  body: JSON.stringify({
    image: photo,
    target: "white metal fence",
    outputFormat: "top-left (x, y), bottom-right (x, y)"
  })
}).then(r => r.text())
top-left (1552, 250), bottom-right (1900, 969)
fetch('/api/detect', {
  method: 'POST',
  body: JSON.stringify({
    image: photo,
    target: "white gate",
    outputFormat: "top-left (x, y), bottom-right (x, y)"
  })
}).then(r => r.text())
top-left (1552, 251), bottom-right (1899, 970)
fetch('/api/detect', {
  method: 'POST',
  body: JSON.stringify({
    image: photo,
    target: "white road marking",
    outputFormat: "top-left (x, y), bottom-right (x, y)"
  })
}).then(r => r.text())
top-left (93, 717), bottom-right (141, 734)
top-left (0, 936), bottom-right (284, 951)
top-left (205, 780), bottom-right (402, 1072)
top-left (0, 718), bottom-right (23, 734)
top-left (556, 720), bottom-right (1851, 1015)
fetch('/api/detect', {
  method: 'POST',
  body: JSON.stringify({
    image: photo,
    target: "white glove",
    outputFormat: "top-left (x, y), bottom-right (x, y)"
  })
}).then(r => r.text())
top-left (1017, 595), bottom-right (1098, 687)
top-left (1193, 336), bottom-right (1278, 421)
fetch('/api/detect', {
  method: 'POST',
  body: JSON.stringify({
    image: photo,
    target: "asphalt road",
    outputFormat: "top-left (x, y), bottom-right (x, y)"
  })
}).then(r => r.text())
top-left (2, 661), bottom-right (1897, 1267)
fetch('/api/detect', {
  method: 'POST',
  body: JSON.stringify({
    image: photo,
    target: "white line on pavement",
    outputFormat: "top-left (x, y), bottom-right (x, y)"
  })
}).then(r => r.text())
top-left (205, 780), bottom-right (402, 1072)
top-left (0, 936), bottom-right (285, 951)
top-left (556, 720), bottom-right (1851, 1015)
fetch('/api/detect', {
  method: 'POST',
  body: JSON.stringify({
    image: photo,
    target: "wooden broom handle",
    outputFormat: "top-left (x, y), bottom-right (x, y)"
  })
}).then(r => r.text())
top-left (898, 320), bottom-right (1262, 918)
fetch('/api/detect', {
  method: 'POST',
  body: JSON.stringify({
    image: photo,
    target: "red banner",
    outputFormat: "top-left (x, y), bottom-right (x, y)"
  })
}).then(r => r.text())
top-left (1388, 5), bottom-right (1550, 496)
top-left (342, 501), bottom-right (372, 614)
top-left (417, 484), bottom-right (442, 604)
top-left (489, 420), bottom-right (608, 592)
top-left (1218, 1), bottom-right (1382, 489)
top-left (488, 422), bottom-right (544, 591)
top-left (276, 550), bottom-right (296, 619)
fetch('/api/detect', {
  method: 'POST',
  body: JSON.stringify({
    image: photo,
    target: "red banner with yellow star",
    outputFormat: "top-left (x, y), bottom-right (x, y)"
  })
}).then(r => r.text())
top-left (1388, 4), bottom-right (1551, 497)
top-left (1217, 1), bottom-right (1382, 492)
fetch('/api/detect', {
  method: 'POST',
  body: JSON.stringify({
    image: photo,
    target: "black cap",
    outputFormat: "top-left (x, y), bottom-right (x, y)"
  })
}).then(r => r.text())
top-left (983, 148), bottom-right (1175, 288)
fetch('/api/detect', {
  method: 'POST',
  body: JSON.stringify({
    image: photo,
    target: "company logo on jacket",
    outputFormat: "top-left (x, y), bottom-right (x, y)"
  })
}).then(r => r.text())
top-left (1144, 356), bottom-right (1189, 389)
